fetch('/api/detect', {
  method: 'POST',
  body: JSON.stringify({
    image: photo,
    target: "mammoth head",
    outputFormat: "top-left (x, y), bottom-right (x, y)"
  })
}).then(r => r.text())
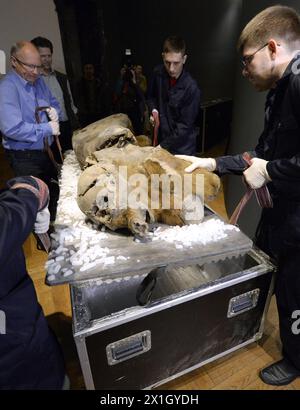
top-left (77, 163), bottom-right (129, 230)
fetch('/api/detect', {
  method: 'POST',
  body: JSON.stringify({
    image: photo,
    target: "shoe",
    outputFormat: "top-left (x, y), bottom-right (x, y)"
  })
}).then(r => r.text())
top-left (259, 358), bottom-right (300, 386)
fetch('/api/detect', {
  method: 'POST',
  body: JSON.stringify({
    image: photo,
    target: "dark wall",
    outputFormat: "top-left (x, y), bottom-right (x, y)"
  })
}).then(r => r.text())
top-left (55, 0), bottom-right (243, 101)
top-left (102, 0), bottom-right (243, 101)
top-left (55, 0), bottom-right (106, 81)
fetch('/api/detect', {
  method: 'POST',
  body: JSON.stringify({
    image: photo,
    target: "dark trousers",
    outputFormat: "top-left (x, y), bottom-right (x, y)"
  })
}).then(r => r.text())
top-left (5, 148), bottom-right (59, 221)
top-left (255, 203), bottom-right (300, 369)
top-left (276, 247), bottom-right (300, 369)
top-left (0, 298), bottom-right (65, 389)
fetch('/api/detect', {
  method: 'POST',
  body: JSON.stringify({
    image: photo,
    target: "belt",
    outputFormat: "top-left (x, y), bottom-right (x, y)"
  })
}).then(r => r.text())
top-left (6, 148), bottom-right (48, 159)
top-left (7, 148), bottom-right (44, 153)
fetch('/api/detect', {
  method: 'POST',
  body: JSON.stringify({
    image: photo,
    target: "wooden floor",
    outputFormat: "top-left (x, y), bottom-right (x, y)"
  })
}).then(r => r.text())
top-left (1, 144), bottom-right (299, 390)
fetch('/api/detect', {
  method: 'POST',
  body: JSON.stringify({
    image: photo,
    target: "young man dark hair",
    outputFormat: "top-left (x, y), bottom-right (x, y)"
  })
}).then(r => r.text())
top-left (31, 36), bottom-right (79, 152)
top-left (147, 35), bottom-right (201, 155)
top-left (31, 36), bottom-right (53, 53)
top-left (177, 5), bottom-right (300, 386)
top-left (162, 35), bottom-right (186, 55)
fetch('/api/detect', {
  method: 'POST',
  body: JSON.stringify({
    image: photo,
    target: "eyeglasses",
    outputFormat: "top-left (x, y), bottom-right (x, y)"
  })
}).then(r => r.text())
top-left (12, 56), bottom-right (42, 71)
top-left (242, 43), bottom-right (269, 67)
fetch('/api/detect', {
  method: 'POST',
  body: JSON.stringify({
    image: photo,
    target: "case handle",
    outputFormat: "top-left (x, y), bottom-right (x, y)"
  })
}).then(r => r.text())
top-left (227, 289), bottom-right (260, 318)
top-left (106, 330), bottom-right (151, 365)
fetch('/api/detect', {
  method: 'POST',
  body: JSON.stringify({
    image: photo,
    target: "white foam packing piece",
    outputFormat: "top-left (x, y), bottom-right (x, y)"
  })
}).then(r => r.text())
top-left (46, 151), bottom-right (127, 281)
top-left (55, 151), bottom-right (85, 225)
top-left (46, 151), bottom-right (241, 282)
top-left (63, 270), bottom-right (74, 277)
top-left (153, 219), bottom-right (240, 247)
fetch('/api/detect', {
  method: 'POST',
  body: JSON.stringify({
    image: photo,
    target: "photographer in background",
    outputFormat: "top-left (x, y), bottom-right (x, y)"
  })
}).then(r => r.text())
top-left (113, 63), bottom-right (145, 135)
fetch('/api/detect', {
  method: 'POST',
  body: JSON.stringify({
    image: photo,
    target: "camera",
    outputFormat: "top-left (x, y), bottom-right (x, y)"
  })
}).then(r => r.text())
top-left (124, 48), bottom-right (133, 69)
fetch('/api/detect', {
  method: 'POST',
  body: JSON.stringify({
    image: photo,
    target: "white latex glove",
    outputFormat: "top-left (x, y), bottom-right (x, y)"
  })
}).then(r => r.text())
top-left (49, 120), bottom-right (60, 136)
top-left (34, 208), bottom-right (50, 234)
top-left (175, 155), bottom-right (217, 173)
top-left (243, 158), bottom-right (271, 189)
top-left (46, 107), bottom-right (59, 122)
top-left (150, 109), bottom-right (159, 126)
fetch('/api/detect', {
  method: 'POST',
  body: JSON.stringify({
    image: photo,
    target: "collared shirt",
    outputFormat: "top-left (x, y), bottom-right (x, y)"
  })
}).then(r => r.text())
top-left (41, 71), bottom-right (78, 122)
top-left (0, 70), bottom-right (61, 150)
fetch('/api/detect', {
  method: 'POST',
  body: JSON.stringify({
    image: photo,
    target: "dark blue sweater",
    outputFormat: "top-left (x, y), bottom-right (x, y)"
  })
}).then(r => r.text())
top-left (0, 187), bottom-right (64, 389)
top-left (147, 65), bottom-right (201, 155)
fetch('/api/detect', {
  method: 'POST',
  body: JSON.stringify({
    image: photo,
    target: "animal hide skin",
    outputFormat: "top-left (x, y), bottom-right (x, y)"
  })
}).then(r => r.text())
top-left (73, 113), bottom-right (137, 168)
top-left (75, 137), bottom-right (220, 236)
top-left (73, 114), bottom-right (220, 236)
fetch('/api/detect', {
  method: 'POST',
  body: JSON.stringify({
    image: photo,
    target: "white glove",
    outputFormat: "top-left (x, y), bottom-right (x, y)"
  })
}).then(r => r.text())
top-left (243, 158), bottom-right (271, 189)
top-left (46, 107), bottom-right (59, 122)
top-left (49, 120), bottom-right (60, 136)
top-left (176, 155), bottom-right (217, 173)
top-left (34, 208), bottom-right (50, 234)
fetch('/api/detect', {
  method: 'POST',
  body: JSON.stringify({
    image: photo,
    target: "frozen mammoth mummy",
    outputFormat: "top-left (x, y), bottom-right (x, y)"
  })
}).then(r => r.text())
top-left (77, 145), bottom-right (221, 236)
top-left (72, 113), bottom-right (137, 168)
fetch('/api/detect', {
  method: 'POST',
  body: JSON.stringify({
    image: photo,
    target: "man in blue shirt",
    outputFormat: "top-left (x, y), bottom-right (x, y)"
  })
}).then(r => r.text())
top-left (0, 41), bottom-right (61, 221)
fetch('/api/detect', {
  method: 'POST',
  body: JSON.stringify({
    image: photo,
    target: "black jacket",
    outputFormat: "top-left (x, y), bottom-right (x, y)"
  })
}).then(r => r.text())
top-left (0, 187), bottom-right (64, 389)
top-left (216, 57), bottom-right (300, 258)
top-left (147, 65), bottom-right (201, 155)
top-left (216, 57), bottom-right (300, 370)
top-left (55, 70), bottom-right (79, 130)
top-left (216, 58), bottom-right (300, 202)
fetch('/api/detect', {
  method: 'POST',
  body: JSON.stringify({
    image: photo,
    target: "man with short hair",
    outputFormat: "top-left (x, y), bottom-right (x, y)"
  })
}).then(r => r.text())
top-left (147, 35), bottom-right (201, 155)
top-left (31, 36), bottom-right (79, 152)
top-left (178, 5), bottom-right (300, 386)
top-left (0, 41), bottom-right (61, 221)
